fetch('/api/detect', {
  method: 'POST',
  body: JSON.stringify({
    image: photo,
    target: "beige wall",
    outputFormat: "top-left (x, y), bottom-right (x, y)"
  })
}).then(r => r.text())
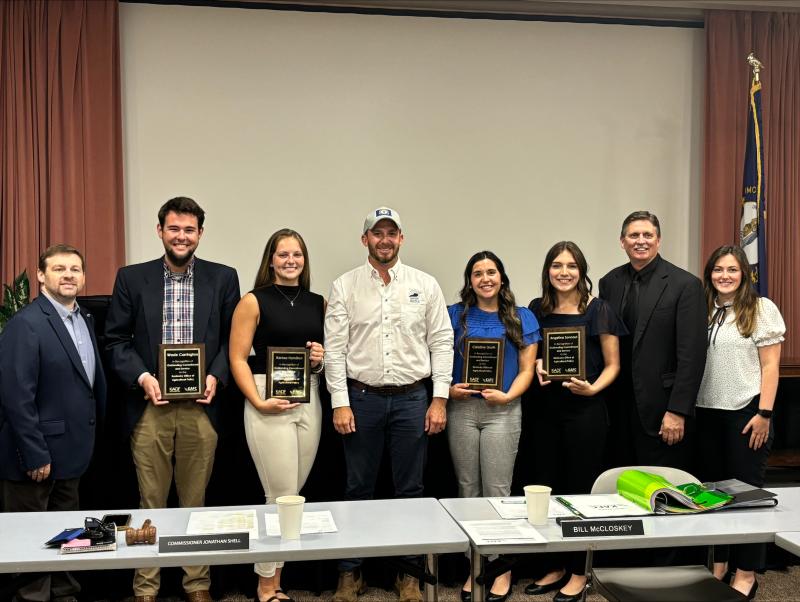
top-left (120, 3), bottom-right (704, 303)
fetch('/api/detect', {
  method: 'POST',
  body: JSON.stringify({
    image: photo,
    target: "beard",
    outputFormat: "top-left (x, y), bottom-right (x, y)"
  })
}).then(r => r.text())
top-left (165, 246), bottom-right (195, 268)
top-left (367, 242), bottom-right (398, 265)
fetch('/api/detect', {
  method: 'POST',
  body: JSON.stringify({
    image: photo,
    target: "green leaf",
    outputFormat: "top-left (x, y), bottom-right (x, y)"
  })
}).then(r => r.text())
top-left (0, 270), bottom-right (31, 322)
top-left (0, 305), bottom-right (10, 333)
top-left (2, 284), bottom-right (12, 309)
top-left (14, 270), bottom-right (29, 306)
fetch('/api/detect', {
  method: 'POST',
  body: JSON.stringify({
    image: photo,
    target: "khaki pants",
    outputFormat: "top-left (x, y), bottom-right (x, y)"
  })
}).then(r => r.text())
top-left (246, 374), bottom-right (322, 577)
top-left (131, 401), bottom-right (218, 596)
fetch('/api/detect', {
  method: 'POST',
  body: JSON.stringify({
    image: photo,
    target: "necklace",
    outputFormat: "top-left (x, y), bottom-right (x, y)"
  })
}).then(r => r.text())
top-left (274, 284), bottom-right (301, 307)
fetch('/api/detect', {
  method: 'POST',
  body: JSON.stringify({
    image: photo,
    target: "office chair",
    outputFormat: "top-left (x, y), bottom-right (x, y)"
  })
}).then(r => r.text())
top-left (587, 466), bottom-right (747, 602)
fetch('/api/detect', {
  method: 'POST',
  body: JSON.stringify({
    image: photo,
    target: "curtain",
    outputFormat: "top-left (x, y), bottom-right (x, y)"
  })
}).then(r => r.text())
top-left (0, 0), bottom-right (124, 296)
top-left (703, 11), bottom-right (800, 367)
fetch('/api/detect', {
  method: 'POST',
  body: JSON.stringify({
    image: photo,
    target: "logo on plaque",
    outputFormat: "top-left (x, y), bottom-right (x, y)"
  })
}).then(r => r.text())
top-left (542, 326), bottom-right (586, 381)
top-left (267, 347), bottom-right (310, 402)
top-left (462, 337), bottom-right (504, 390)
top-left (158, 343), bottom-right (206, 400)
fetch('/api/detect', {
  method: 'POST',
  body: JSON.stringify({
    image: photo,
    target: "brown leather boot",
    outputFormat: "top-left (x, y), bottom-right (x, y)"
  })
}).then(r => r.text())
top-left (395, 574), bottom-right (422, 602)
top-left (332, 570), bottom-right (366, 602)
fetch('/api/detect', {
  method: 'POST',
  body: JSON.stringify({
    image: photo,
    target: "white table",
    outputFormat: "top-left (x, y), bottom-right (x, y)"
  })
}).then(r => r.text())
top-left (441, 487), bottom-right (800, 599)
top-left (776, 531), bottom-right (800, 557)
top-left (0, 498), bottom-right (469, 601)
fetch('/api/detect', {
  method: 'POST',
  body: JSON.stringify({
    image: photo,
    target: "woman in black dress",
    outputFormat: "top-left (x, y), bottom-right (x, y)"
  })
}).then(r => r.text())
top-left (524, 241), bottom-right (626, 602)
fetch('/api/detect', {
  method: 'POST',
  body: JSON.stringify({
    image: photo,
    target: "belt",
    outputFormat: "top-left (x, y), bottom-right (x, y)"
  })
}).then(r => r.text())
top-left (347, 378), bottom-right (425, 396)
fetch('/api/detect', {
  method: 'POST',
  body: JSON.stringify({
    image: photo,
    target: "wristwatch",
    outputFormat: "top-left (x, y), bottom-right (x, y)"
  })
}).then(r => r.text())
top-left (757, 408), bottom-right (773, 418)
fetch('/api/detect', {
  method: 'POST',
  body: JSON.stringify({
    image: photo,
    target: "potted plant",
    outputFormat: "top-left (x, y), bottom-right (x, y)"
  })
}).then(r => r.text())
top-left (0, 270), bottom-right (30, 333)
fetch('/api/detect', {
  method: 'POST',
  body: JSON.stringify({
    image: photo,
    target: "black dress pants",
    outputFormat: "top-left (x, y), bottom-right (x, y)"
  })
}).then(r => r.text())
top-left (696, 396), bottom-right (773, 571)
top-left (1, 478), bottom-right (81, 601)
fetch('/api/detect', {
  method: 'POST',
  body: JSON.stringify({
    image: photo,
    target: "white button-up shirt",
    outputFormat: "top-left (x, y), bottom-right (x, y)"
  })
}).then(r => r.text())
top-left (324, 259), bottom-right (454, 408)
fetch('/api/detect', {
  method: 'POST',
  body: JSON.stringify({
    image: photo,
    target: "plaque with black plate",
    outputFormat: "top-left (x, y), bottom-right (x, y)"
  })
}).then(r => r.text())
top-left (158, 343), bottom-right (206, 400)
top-left (267, 346), bottom-right (310, 402)
top-left (542, 326), bottom-right (586, 381)
top-left (462, 337), bottom-right (504, 390)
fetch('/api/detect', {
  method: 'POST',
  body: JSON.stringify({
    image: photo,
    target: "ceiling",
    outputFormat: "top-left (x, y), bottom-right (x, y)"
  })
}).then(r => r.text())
top-left (209, 0), bottom-right (800, 21)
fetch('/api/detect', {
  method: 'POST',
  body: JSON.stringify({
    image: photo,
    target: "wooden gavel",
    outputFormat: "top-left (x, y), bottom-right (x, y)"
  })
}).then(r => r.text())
top-left (125, 519), bottom-right (157, 545)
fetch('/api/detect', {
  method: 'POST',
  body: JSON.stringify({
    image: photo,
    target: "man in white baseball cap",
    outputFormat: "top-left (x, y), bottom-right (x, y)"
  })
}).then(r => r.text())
top-left (324, 206), bottom-right (454, 602)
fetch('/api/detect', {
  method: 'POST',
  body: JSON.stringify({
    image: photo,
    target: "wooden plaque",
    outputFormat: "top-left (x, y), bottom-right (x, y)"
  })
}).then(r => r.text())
top-left (462, 337), bottom-right (504, 390)
top-left (266, 346), bottom-right (310, 402)
top-left (542, 326), bottom-right (586, 381)
top-left (158, 343), bottom-right (206, 400)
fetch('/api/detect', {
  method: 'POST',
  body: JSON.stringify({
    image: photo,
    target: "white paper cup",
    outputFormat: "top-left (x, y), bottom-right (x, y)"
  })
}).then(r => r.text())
top-left (276, 495), bottom-right (305, 539)
top-left (523, 485), bottom-right (552, 525)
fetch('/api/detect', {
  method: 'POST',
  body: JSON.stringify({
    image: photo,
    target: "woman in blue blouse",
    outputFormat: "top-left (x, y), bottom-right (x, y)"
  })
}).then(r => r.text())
top-left (448, 250), bottom-right (539, 602)
top-left (525, 241), bottom-right (625, 602)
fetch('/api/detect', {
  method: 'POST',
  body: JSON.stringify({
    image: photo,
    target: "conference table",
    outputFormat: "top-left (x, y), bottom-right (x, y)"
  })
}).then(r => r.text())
top-left (0, 497), bottom-right (469, 602)
top-left (776, 531), bottom-right (800, 558)
top-left (441, 487), bottom-right (800, 600)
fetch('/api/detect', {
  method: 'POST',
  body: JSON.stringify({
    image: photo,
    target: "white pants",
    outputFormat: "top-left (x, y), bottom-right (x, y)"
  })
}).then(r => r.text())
top-left (246, 374), bottom-right (322, 577)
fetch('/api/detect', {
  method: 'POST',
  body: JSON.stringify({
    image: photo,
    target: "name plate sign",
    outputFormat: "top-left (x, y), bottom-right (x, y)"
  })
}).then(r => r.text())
top-left (561, 519), bottom-right (644, 538)
top-left (542, 326), bottom-right (586, 381)
top-left (267, 347), bottom-right (310, 402)
top-left (463, 337), bottom-right (504, 390)
top-left (159, 532), bottom-right (249, 553)
top-left (158, 343), bottom-right (206, 400)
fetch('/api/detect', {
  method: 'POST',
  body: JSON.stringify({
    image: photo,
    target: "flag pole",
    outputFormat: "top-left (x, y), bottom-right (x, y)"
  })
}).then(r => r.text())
top-left (739, 52), bottom-right (767, 295)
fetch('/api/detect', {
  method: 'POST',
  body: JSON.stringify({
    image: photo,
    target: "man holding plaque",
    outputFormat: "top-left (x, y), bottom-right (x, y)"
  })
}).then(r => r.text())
top-left (599, 211), bottom-right (706, 472)
top-left (106, 197), bottom-right (240, 602)
top-left (325, 207), bottom-right (454, 602)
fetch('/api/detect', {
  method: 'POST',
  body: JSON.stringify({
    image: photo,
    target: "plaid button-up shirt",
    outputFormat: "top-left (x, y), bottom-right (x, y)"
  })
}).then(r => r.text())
top-left (162, 259), bottom-right (194, 344)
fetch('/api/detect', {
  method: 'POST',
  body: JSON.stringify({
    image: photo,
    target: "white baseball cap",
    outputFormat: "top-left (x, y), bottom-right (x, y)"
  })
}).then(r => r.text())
top-left (363, 206), bottom-right (402, 233)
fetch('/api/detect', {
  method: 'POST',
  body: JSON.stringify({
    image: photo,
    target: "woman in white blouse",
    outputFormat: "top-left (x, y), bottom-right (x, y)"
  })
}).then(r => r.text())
top-left (696, 245), bottom-right (785, 600)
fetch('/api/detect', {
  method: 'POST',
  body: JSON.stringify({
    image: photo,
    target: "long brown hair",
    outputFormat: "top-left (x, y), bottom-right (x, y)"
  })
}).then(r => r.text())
top-left (456, 251), bottom-right (523, 353)
top-left (539, 241), bottom-right (592, 316)
top-left (703, 245), bottom-right (758, 337)
top-left (253, 229), bottom-right (311, 290)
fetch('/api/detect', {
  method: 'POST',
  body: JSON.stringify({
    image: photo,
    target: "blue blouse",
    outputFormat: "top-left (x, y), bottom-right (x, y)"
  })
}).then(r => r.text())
top-left (448, 304), bottom-right (541, 393)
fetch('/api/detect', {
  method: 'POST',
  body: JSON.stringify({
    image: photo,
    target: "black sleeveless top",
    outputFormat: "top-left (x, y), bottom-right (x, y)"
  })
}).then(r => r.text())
top-left (251, 285), bottom-right (325, 373)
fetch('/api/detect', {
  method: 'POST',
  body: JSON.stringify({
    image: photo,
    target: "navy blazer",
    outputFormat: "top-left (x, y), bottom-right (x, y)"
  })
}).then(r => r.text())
top-left (0, 295), bottom-right (107, 480)
top-left (599, 255), bottom-right (707, 436)
top-left (105, 257), bottom-right (240, 434)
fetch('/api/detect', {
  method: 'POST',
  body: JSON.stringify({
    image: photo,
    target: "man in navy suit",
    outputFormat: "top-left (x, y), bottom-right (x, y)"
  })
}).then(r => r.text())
top-left (0, 244), bottom-right (106, 601)
top-left (106, 197), bottom-right (239, 602)
top-left (599, 211), bottom-right (707, 471)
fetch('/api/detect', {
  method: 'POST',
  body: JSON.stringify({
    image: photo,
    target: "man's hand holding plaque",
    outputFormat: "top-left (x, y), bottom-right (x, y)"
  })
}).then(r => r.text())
top-left (158, 343), bottom-right (207, 401)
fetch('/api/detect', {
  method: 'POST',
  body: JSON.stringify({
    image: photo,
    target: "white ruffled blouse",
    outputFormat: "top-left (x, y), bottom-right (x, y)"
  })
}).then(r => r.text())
top-left (696, 297), bottom-right (785, 411)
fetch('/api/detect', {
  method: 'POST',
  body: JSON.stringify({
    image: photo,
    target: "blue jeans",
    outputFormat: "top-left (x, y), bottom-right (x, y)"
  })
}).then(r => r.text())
top-left (339, 382), bottom-right (428, 572)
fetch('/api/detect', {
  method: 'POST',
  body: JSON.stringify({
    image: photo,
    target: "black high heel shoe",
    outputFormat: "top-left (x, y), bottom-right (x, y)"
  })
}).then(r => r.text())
top-left (460, 589), bottom-right (471, 602)
top-left (486, 582), bottom-right (511, 602)
top-left (525, 572), bottom-right (569, 596)
top-left (553, 587), bottom-right (586, 602)
top-left (745, 579), bottom-right (758, 600)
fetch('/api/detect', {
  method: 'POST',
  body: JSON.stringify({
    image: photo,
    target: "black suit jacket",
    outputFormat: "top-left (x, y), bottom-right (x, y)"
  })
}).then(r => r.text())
top-left (599, 255), bottom-right (707, 436)
top-left (105, 257), bottom-right (240, 434)
top-left (0, 295), bottom-right (107, 480)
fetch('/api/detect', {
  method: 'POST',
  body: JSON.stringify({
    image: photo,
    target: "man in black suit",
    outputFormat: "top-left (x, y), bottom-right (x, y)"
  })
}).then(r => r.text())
top-left (599, 211), bottom-right (706, 471)
top-left (0, 244), bottom-right (106, 601)
top-left (106, 197), bottom-right (239, 602)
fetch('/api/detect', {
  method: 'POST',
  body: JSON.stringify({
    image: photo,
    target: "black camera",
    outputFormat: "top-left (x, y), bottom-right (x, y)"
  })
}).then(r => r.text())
top-left (83, 517), bottom-right (117, 545)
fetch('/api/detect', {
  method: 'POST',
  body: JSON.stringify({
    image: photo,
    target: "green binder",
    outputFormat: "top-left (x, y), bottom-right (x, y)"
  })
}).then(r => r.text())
top-left (616, 470), bottom-right (733, 514)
